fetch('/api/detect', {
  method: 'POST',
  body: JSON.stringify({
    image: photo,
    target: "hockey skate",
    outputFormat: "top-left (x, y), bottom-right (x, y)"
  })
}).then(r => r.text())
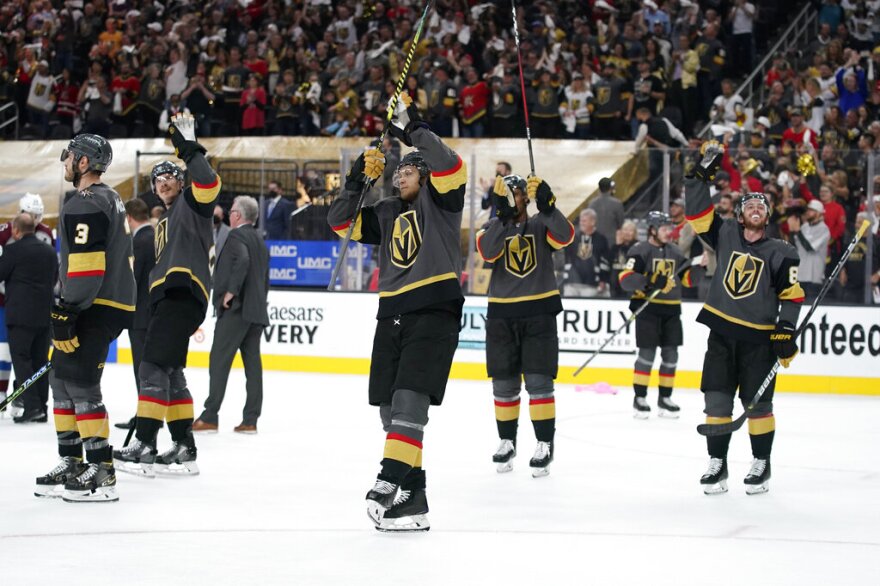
top-left (154, 440), bottom-right (199, 476)
top-left (377, 487), bottom-right (430, 532)
top-left (8, 397), bottom-right (25, 420)
top-left (700, 457), bottom-right (729, 495)
top-left (633, 396), bottom-right (651, 419)
top-left (35, 456), bottom-right (86, 498)
top-left (743, 458), bottom-right (771, 495)
top-left (529, 441), bottom-right (553, 478)
top-left (492, 439), bottom-right (516, 473)
top-left (657, 396), bottom-right (680, 419)
top-left (113, 439), bottom-right (158, 478)
top-left (366, 479), bottom-right (398, 526)
top-left (62, 462), bottom-right (119, 503)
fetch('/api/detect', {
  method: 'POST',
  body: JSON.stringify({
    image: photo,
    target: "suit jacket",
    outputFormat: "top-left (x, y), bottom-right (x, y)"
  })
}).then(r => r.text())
top-left (214, 221), bottom-right (231, 258)
top-left (213, 223), bottom-right (269, 326)
top-left (132, 223), bottom-right (156, 330)
top-left (264, 196), bottom-right (296, 240)
top-left (0, 234), bottom-right (58, 327)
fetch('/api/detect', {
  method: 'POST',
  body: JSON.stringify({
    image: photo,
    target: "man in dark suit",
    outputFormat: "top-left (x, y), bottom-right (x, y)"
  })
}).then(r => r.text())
top-left (263, 179), bottom-right (296, 240)
top-left (116, 199), bottom-right (156, 429)
top-left (194, 195), bottom-right (269, 433)
top-left (0, 213), bottom-right (58, 423)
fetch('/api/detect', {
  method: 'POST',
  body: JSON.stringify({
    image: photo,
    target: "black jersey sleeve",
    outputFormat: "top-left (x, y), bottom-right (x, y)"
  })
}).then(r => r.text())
top-left (774, 246), bottom-right (805, 326)
top-left (684, 177), bottom-right (722, 250)
top-left (327, 186), bottom-right (382, 246)
top-left (63, 207), bottom-right (111, 310)
top-left (410, 127), bottom-right (467, 213)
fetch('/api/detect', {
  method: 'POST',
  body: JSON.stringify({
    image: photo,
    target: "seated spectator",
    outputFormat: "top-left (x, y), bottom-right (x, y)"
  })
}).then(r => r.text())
top-left (563, 209), bottom-right (611, 298)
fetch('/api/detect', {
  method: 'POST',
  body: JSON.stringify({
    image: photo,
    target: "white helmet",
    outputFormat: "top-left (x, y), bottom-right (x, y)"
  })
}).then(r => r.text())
top-left (20, 192), bottom-right (45, 218)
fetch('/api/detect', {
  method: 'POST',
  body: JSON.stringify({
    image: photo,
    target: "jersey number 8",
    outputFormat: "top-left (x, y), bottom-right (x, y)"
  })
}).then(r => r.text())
top-left (788, 266), bottom-right (798, 285)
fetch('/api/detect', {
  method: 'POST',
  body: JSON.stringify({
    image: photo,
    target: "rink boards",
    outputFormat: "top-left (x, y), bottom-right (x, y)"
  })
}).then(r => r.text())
top-left (114, 291), bottom-right (880, 395)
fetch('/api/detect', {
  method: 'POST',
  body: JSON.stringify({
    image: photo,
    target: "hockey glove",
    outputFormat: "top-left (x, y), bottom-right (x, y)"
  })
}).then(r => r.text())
top-left (691, 140), bottom-right (724, 183)
top-left (345, 151), bottom-right (368, 191)
top-left (771, 320), bottom-right (798, 368)
top-left (643, 273), bottom-right (671, 295)
top-left (169, 112), bottom-right (207, 163)
top-left (363, 147), bottom-right (385, 181)
top-left (493, 175), bottom-right (516, 221)
top-left (528, 176), bottom-right (556, 213)
top-left (51, 304), bottom-right (80, 354)
top-left (388, 91), bottom-right (428, 147)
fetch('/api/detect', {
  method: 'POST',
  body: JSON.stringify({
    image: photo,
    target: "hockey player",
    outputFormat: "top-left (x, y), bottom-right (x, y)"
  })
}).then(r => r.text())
top-left (475, 174), bottom-right (574, 477)
top-left (327, 91), bottom-right (466, 532)
top-left (0, 193), bottom-right (55, 417)
top-left (685, 142), bottom-right (803, 496)
top-left (114, 113), bottom-right (221, 478)
top-left (618, 211), bottom-right (695, 419)
top-left (35, 134), bottom-right (135, 502)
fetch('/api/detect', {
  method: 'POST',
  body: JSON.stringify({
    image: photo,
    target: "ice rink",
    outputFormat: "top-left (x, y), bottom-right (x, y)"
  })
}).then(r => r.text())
top-left (1, 363), bottom-right (878, 585)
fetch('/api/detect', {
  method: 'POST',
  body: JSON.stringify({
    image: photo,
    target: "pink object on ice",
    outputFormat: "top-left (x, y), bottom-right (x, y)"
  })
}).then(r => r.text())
top-left (575, 382), bottom-right (618, 395)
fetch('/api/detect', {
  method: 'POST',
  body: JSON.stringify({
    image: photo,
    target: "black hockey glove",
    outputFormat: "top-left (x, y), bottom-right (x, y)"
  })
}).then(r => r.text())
top-left (388, 91), bottom-right (429, 147)
top-left (771, 320), bottom-right (798, 368)
top-left (169, 112), bottom-right (207, 163)
top-left (51, 304), bottom-right (80, 354)
top-left (690, 140), bottom-right (724, 183)
top-left (528, 176), bottom-right (556, 213)
top-left (643, 273), bottom-right (671, 295)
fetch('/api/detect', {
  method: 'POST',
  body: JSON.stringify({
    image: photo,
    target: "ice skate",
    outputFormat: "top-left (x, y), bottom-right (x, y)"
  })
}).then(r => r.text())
top-left (633, 396), bottom-right (651, 419)
top-left (8, 397), bottom-right (24, 419)
top-left (657, 396), bottom-right (680, 419)
top-left (744, 458), bottom-right (771, 495)
top-left (154, 440), bottom-right (199, 476)
top-left (529, 441), bottom-right (553, 478)
top-left (700, 457), bottom-right (728, 495)
top-left (376, 487), bottom-right (430, 532)
top-left (366, 479), bottom-right (398, 526)
top-left (35, 456), bottom-right (86, 498)
top-left (113, 438), bottom-right (157, 478)
top-left (62, 462), bottom-right (119, 503)
top-left (492, 439), bottom-right (516, 473)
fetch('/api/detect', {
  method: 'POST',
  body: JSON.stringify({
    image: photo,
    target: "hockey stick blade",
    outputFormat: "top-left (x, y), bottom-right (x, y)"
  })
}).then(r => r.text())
top-left (696, 413), bottom-right (747, 436)
top-left (0, 361), bottom-right (52, 411)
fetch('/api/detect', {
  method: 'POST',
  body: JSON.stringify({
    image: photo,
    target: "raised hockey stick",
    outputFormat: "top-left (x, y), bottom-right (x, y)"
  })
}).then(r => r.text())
top-left (327, 0), bottom-right (434, 291)
top-left (510, 0), bottom-right (536, 176)
top-left (0, 362), bottom-right (52, 412)
top-left (697, 219), bottom-right (872, 437)
top-left (573, 261), bottom-right (692, 377)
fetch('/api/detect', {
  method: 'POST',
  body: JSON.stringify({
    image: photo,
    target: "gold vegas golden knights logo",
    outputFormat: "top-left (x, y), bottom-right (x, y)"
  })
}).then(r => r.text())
top-left (595, 86), bottom-right (610, 105)
top-left (505, 234), bottom-right (536, 278)
top-left (155, 217), bottom-right (168, 259)
top-left (723, 251), bottom-right (764, 299)
top-left (390, 210), bottom-right (422, 268)
top-left (652, 258), bottom-right (676, 279)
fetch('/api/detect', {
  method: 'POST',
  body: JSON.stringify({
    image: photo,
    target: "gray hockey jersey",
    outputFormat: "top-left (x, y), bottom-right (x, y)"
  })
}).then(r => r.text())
top-left (684, 177), bottom-right (804, 342)
top-left (476, 208), bottom-right (574, 318)
top-left (59, 182), bottom-right (135, 322)
top-left (619, 240), bottom-right (693, 315)
top-left (328, 127), bottom-right (467, 319)
top-left (150, 153), bottom-right (221, 310)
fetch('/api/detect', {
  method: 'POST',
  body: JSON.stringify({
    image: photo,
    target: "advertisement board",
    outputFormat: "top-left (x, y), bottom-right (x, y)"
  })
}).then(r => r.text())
top-left (267, 240), bottom-right (372, 287)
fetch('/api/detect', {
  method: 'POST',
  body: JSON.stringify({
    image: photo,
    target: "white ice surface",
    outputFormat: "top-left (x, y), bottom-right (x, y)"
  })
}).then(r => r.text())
top-left (1, 364), bottom-right (878, 585)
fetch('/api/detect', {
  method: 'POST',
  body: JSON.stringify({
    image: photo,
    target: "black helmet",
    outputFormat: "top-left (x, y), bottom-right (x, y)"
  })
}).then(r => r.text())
top-left (397, 151), bottom-right (430, 178)
top-left (646, 210), bottom-right (673, 232)
top-left (503, 174), bottom-right (527, 195)
top-left (735, 192), bottom-right (770, 224)
top-left (151, 160), bottom-right (185, 193)
top-left (61, 133), bottom-right (113, 173)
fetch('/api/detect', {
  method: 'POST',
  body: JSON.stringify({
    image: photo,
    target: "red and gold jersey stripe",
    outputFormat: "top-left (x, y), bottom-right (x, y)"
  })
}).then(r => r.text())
top-left (331, 212), bottom-right (363, 241)
top-left (430, 156), bottom-right (467, 194)
top-left (67, 251), bottom-right (106, 278)
top-left (686, 205), bottom-right (715, 234)
top-left (619, 269), bottom-right (637, 283)
top-left (192, 176), bottom-right (222, 204)
top-left (778, 283), bottom-right (805, 303)
top-left (681, 269), bottom-right (693, 288)
top-left (547, 222), bottom-right (575, 250)
top-left (476, 229), bottom-right (503, 262)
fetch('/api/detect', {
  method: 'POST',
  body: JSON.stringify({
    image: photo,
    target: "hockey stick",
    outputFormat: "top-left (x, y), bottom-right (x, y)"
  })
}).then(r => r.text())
top-left (510, 0), bottom-right (535, 176)
top-left (697, 219), bottom-right (872, 437)
top-left (0, 361), bottom-right (52, 412)
top-left (327, 0), bottom-right (434, 291)
top-left (573, 261), bottom-right (692, 377)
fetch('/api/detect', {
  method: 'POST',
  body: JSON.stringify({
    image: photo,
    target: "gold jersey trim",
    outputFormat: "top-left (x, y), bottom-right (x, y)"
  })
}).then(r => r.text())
top-left (93, 298), bottom-right (135, 312)
top-left (702, 303), bottom-right (774, 330)
top-left (378, 272), bottom-right (458, 298)
top-left (488, 289), bottom-right (560, 304)
top-left (150, 267), bottom-right (209, 301)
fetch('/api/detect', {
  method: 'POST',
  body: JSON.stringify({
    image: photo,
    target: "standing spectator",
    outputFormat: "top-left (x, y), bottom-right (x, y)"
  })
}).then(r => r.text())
top-left (710, 79), bottom-right (745, 127)
top-left (110, 61), bottom-right (140, 137)
top-left (527, 70), bottom-right (562, 139)
top-left (559, 72), bottom-right (592, 139)
top-left (589, 177), bottom-right (625, 246)
top-left (195, 196), bottom-right (269, 434)
top-left (53, 68), bottom-right (80, 132)
top-left (78, 76), bottom-right (112, 137)
top-left (423, 66), bottom-right (457, 137)
top-left (782, 106), bottom-right (820, 150)
top-left (164, 47), bottom-right (188, 101)
top-left (490, 70), bottom-right (519, 137)
top-left (591, 62), bottom-right (630, 140)
top-left (181, 63), bottom-right (216, 138)
top-left (0, 213), bottom-right (57, 423)
top-left (788, 200), bottom-right (830, 301)
top-left (264, 180), bottom-right (296, 240)
top-left (836, 51), bottom-right (868, 116)
top-left (115, 199), bottom-right (155, 431)
top-left (564, 209), bottom-right (611, 298)
top-left (695, 23), bottom-right (726, 118)
top-left (137, 64), bottom-right (165, 138)
top-left (459, 67), bottom-right (489, 138)
top-left (25, 60), bottom-right (54, 138)
top-left (240, 74), bottom-right (267, 136)
top-left (272, 69), bottom-right (298, 136)
top-left (632, 60), bottom-right (666, 128)
top-left (816, 184), bottom-right (846, 265)
top-left (670, 34), bottom-right (700, 136)
top-left (222, 47), bottom-right (251, 134)
top-left (158, 93), bottom-right (190, 133)
top-left (728, 0), bottom-right (756, 78)
top-left (610, 219), bottom-right (638, 299)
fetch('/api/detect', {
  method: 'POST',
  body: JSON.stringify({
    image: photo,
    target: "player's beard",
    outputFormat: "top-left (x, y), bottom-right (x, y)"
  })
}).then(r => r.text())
top-left (741, 210), bottom-right (767, 231)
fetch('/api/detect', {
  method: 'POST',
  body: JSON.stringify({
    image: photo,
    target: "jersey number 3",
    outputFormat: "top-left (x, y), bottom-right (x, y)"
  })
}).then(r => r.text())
top-left (74, 223), bottom-right (89, 244)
